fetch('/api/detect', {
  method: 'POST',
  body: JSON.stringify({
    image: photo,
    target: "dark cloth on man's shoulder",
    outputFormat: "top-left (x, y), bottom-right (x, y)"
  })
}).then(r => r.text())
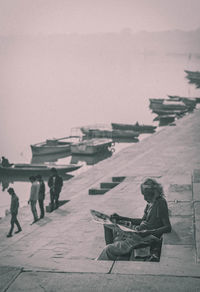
top-left (48, 175), bottom-right (63, 193)
top-left (10, 195), bottom-right (19, 214)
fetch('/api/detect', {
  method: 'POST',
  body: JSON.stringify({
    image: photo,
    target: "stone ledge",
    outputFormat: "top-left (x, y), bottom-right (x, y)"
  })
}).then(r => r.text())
top-left (192, 169), bottom-right (200, 183)
top-left (111, 261), bottom-right (200, 277)
top-left (193, 183), bottom-right (200, 201)
top-left (22, 259), bottom-right (113, 274)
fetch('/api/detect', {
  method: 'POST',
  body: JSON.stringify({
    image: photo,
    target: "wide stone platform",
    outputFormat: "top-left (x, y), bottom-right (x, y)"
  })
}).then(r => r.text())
top-left (1, 109), bottom-right (200, 291)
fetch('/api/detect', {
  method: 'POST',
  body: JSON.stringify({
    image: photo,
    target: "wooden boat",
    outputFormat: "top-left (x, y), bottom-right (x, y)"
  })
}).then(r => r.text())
top-left (167, 96), bottom-right (197, 110)
top-left (154, 114), bottom-right (176, 122)
top-left (31, 136), bottom-right (80, 156)
top-left (0, 163), bottom-right (82, 176)
top-left (150, 97), bottom-right (196, 109)
top-left (111, 122), bottom-right (156, 133)
top-left (70, 138), bottom-right (113, 155)
top-left (81, 128), bottom-right (139, 139)
top-left (150, 100), bottom-right (187, 111)
top-left (152, 109), bottom-right (187, 116)
top-left (154, 115), bottom-right (176, 126)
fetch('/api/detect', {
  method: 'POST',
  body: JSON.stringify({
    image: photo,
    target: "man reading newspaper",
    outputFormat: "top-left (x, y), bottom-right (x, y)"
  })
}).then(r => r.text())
top-left (92, 178), bottom-right (171, 261)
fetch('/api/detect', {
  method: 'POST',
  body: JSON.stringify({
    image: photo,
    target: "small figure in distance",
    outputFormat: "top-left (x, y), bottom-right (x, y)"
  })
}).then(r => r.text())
top-left (36, 175), bottom-right (45, 219)
top-left (48, 168), bottom-right (63, 211)
top-left (1, 156), bottom-right (12, 167)
top-left (28, 176), bottom-right (40, 224)
top-left (97, 178), bottom-right (171, 261)
top-left (7, 188), bottom-right (22, 237)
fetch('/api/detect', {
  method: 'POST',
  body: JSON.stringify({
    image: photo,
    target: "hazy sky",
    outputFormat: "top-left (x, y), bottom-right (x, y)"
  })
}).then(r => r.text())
top-left (0, 0), bottom-right (200, 35)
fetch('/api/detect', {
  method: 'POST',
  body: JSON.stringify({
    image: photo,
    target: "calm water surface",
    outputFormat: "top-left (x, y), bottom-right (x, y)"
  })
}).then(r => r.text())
top-left (0, 45), bottom-right (200, 217)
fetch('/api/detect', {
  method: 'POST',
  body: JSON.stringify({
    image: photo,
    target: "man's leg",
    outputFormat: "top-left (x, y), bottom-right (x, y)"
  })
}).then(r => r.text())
top-left (39, 199), bottom-right (44, 218)
top-left (50, 191), bottom-right (55, 211)
top-left (7, 215), bottom-right (15, 237)
top-left (31, 201), bottom-right (38, 221)
top-left (55, 192), bottom-right (60, 208)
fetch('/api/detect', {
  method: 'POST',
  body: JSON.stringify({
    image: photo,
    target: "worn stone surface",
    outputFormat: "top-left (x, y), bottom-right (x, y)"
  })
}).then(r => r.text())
top-left (166, 184), bottom-right (192, 201)
top-left (168, 201), bottom-right (193, 216)
top-left (163, 216), bottom-right (194, 245)
top-left (193, 183), bottom-right (200, 201)
top-left (0, 266), bottom-right (22, 292)
top-left (6, 272), bottom-right (200, 292)
top-left (160, 245), bottom-right (195, 264)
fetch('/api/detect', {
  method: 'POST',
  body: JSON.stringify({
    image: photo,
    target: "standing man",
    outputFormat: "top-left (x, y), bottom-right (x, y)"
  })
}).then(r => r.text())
top-left (36, 175), bottom-right (45, 219)
top-left (7, 188), bottom-right (22, 237)
top-left (48, 168), bottom-right (63, 211)
top-left (28, 176), bottom-right (40, 224)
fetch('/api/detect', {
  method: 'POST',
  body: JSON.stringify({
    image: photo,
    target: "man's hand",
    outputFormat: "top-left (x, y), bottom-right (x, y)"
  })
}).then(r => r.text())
top-left (136, 230), bottom-right (151, 237)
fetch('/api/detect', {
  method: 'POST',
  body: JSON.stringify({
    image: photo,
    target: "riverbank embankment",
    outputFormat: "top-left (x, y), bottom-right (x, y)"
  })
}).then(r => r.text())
top-left (1, 109), bottom-right (200, 291)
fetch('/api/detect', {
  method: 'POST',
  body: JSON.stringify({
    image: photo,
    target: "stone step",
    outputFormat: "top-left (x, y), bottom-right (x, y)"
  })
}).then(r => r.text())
top-left (88, 188), bottom-right (110, 195)
top-left (100, 182), bottom-right (120, 189)
top-left (112, 176), bottom-right (126, 183)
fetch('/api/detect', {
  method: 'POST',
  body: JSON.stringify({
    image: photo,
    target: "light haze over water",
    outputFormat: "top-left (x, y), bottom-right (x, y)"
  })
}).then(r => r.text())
top-left (1, 0), bottom-right (200, 217)
top-left (0, 45), bottom-right (200, 217)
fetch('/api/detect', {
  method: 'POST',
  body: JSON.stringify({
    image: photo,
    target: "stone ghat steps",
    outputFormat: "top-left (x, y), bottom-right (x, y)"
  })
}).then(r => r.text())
top-left (89, 176), bottom-right (126, 195)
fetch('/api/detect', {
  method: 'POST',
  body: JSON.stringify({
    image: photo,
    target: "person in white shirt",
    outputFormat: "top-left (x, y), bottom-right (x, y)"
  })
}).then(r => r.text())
top-left (28, 176), bottom-right (40, 224)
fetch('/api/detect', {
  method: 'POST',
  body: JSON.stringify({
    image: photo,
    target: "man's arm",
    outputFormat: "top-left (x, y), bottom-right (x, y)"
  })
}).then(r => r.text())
top-left (110, 213), bottom-right (143, 226)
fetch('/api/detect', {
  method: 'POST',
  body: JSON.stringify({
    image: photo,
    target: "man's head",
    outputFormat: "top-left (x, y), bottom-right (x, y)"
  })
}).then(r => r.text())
top-left (36, 174), bottom-right (42, 181)
top-left (7, 187), bottom-right (15, 195)
top-left (140, 178), bottom-right (163, 203)
top-left (50, 168), bottom-right (57, 175)
top-left (29, 176), bottom-right (36, 183)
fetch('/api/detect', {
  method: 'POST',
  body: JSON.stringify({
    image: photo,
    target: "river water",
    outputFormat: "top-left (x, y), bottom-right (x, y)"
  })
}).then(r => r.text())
top-left (0, 39), bottom-right (200, 218)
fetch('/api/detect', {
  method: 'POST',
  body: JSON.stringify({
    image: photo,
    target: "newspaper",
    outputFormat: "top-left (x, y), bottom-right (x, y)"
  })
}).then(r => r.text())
top-left (90, 209), bottom-right (138, 233)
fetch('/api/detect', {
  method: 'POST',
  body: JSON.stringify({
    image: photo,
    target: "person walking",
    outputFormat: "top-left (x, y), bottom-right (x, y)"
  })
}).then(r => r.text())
top-left (28, 176), bottom-right (40, 224)
top-left (36, 175), bottom-right (45, 219)
top-left (7, 188), bottom-right (22, 237)
top-left (48, 168), bottom-right (63, 211)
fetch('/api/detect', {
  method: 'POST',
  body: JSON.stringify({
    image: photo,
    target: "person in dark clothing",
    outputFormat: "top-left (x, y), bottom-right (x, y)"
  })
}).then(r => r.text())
top-left (36, 175), bottom-right (45, 219)
top-left (7, 188), bottom-right (22, 237)
top-left (98, 178), bottom-right (171, 261)
top-left (1, 156), bottom-right (12, 167)
top-left (48, 168), bottom-right (63, 211)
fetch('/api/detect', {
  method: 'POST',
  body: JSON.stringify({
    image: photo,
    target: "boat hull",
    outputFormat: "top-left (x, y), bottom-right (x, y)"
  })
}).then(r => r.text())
top-left (70, 139), bottom-right (113, 155)
top-left (81, 128), bottom-right (139, 139)
top-left (111, 123), bottom-right (156, 133)
top-left (31, 144), bottom-right (71, 156)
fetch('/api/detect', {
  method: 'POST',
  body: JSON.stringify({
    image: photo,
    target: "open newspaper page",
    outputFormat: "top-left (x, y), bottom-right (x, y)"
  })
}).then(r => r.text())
top-left (90, 209), bottom-right (138, 233)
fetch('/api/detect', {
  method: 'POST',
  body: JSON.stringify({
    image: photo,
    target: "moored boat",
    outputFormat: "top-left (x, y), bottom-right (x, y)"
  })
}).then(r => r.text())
top-left (0, 163), bottom-right (82, 176)
top-left (31, 136), bottom-right (80, 156)
top-left (154, 114), bottom-right (176, 126)
top-left (70, 138), bottom-right (113, 155)
top-left (81, 128), bottom-right (139, 139)
top-left (152, 108), bottom-right (187, 116)
top-left (150, 100), bottom-right (187, 111)
top-left (111, 122), bottom-right (156, 133)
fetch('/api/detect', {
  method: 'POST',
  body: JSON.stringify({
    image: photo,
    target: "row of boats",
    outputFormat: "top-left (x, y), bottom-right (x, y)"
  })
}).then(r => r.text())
top-left (2, 68), bottom-right (199, 178)
top-left (149, 94), bottom-right (199, 126)
top-left (185, 70), bottom-right (200, 89)
top-left (31, 122), bottom-right (157, 157)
